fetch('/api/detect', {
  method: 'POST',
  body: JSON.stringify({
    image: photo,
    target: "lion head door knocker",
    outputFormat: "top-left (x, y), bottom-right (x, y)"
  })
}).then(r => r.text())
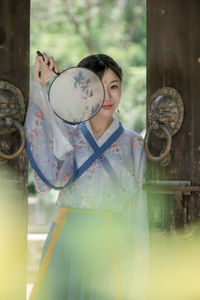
top-left (144, 87), bottom-right (184, 166)
top-left (0, 80), bottom-right (25, 160)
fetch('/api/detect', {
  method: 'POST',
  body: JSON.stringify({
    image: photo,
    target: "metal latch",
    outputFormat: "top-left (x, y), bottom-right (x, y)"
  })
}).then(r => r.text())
top-left (143, 180), bottom-right (200, 213)
top-left (143, 180), bottom-right (191, 195)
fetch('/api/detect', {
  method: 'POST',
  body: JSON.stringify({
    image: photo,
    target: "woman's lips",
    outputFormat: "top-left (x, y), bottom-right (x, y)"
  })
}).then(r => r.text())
top-left (102, 104), bottom-right (113, 109)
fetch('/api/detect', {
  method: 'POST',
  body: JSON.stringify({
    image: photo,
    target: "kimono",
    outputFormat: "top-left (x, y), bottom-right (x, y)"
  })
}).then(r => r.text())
top-left (25, 81), bottom-right (149, 300)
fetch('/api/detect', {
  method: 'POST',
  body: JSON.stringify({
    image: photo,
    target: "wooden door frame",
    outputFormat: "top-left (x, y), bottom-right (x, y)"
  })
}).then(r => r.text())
top-left (146, 0), bottom-right (200, 230)
top-left (0, 1), bottom-right (30, 299)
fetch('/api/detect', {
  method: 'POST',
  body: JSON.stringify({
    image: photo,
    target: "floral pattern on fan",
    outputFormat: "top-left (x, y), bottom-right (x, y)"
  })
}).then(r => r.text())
top-left (49, 67), bottom-right (104, 123)
top-left (73, 71), bottom-right (94, 100)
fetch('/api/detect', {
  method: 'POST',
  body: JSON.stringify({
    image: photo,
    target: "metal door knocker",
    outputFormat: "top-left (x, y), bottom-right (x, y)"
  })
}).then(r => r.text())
top-left (0, 80), bottom-right (25, 160)
top-left (144, 87), bottom-right (184, 164)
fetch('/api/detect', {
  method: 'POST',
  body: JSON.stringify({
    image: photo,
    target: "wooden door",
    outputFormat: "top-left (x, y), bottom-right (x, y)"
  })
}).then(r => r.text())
top-left (146, 0), bottom-right (200, 231)
top-left (146, 2), bottom-right (200, 298)
top-left (0, 1), bottom-right (30, 299)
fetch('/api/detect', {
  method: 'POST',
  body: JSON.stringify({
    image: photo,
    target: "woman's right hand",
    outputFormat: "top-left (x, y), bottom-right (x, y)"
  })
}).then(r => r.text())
top-left (33, 53), bottom-right (61, 86)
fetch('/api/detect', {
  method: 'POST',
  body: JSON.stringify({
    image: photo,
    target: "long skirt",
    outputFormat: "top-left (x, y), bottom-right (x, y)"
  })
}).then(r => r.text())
top-left (29, 206), bottom-right (137, 300)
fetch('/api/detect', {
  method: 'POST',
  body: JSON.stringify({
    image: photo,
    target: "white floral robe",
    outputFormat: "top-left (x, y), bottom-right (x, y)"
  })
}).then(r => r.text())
top-left (25, 81), bottom-right (149, 299)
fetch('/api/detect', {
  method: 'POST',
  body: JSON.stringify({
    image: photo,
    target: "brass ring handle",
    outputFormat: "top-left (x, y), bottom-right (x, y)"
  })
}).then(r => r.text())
top-left (0, 119), bottom-right (25, 160)
top-left (144, 122), bottom-right (172, 162)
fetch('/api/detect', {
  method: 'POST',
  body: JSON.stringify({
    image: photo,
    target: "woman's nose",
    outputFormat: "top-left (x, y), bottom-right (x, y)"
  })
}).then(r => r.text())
top-left (104, 87), bottom-right (110, 101)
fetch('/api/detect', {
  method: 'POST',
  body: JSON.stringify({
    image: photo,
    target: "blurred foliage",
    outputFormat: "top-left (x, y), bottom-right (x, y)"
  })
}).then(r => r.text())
top-left (30, 0), bottom-right (146, 131)
top-left (28, 162), bottom-right (36, 195)
top-left (28, 0), bottom-right (146, 194)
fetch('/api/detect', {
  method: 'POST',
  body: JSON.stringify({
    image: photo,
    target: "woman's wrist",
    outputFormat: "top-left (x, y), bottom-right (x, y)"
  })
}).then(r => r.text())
top-left (33, 76), bottom-right (46, 86)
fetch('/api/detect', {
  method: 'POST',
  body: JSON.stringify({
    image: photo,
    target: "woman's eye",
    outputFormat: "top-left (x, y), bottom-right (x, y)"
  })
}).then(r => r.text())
top-left (111, 85), bottom-right (118, 89)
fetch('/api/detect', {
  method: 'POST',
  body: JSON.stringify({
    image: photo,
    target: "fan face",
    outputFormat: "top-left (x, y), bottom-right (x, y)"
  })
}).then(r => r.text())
top-left (49, 67), bottom-right (105, 124)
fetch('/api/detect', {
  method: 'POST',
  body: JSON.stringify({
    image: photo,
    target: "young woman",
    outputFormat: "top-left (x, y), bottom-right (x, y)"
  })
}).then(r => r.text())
top-left (25, 53), bottom-right (149, 300)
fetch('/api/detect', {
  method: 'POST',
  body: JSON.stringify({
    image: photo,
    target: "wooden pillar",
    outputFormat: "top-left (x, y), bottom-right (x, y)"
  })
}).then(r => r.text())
top-left (0, 1), bottom-right (30, 299)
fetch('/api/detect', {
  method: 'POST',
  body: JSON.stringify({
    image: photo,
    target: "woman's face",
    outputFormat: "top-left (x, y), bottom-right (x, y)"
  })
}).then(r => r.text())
top-left (97, 68), bottom-right (121, 118)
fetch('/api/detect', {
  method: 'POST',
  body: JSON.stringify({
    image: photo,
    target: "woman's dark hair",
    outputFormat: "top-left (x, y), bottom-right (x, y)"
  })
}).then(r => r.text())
top-left (77, 54), bottom-right (123, 81)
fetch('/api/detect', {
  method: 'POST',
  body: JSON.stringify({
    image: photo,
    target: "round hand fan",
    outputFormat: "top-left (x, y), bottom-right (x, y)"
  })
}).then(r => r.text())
top-left (48, 67), bottom-right (105, 124)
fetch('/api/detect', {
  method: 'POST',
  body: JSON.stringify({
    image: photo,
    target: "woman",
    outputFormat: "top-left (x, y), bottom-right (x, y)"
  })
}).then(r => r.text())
top-left (25, 53), bottom-right (149, 300)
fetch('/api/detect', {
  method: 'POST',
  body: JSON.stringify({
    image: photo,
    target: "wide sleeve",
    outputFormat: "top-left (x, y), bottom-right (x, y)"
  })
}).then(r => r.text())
top-left (24, 81), bottom-right (75, 192)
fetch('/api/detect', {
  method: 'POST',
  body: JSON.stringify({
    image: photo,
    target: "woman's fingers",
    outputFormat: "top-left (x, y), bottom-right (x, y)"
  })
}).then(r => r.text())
top-left (42, 53), bottom-right (59, 74)
top-left (34, 52), bottom-right (59, 86)
top-left (34, 55), bottom-right (43, 69)
top-left (34, 55), bottom-right (43, 80)
top-left (49, 56), bottom-right (56, 71)
top-left (42, 52), bottom-right (49, 64)
top-left (42, 53), bottom-right (56, 70)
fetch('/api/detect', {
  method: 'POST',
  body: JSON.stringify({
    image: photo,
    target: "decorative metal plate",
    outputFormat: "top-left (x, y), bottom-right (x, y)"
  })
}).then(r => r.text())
top-left (0, 80), bottom-right (25, 135)
top-left (148, 87), bottom-right (184, 138)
